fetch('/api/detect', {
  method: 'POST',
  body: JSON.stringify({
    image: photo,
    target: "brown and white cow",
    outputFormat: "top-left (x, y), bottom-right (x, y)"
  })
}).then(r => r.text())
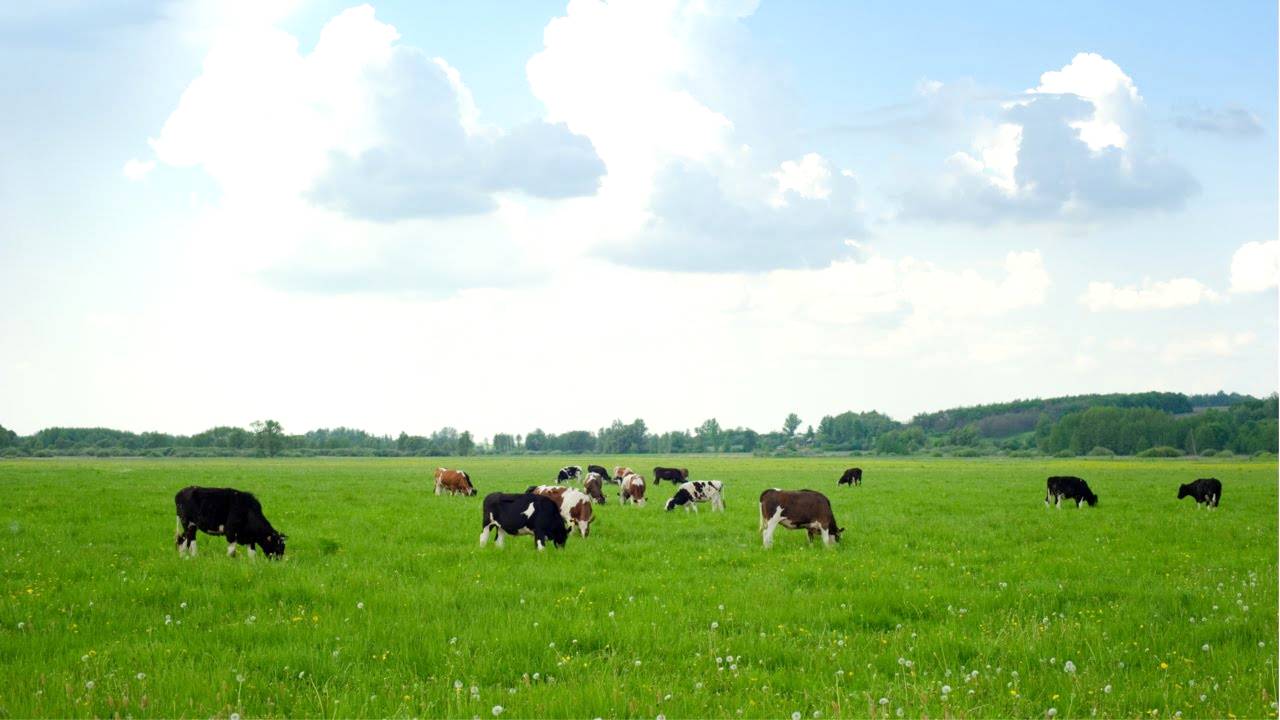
top-left (527, 485), bottom-right (595, 537)
top-left (612, 466), bottom-right (634, 484)
top-left (434, 467), bottom-right (476, 496)
top-left (583, 472), bottom-right (608, 504)
top-left (759, 489), bottom-right (843, 548)
top-left (620, 473), bottom-right (646, 506)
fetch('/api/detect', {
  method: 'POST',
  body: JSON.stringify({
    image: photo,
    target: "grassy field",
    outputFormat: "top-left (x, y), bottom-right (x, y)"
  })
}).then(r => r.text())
top-left (0, 456), bottom-right (1275, 719)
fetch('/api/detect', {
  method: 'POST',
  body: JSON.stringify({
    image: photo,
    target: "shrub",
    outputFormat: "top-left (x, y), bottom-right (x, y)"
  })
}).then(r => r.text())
top-left (1137, 446), bottom-right (1183, 458)
top-left (1217, 449), bottom-right (1235, 457)
top-left (1008, 449), bottom-right (1039, 458)
top-left (951, 447), bottom-right (981, 457)
top-left (1054, 449), bottom-right (1074, 458)
top-left (1088, 446), bottom-right (1116, 457)
top-left (1199, 449), bottom-right (1218, 457)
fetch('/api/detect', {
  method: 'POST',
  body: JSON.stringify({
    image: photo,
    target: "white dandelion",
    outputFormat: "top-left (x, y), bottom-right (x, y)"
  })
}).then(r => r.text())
top-left (1048, 709), bottom-right (1058, 718)
top-left (356, 602), bottom-right (364, 610)
top-left (1103, 685), bottom-right (1112, 694)
top-left (85, 680), bottom-right (95, 690)
top-left (136, 673), bottom-right (146, 681)
top-left (230, 714), bottom-right (240, 720)
top-left (1064, 661), bottom-right (1076, 674)
top-left (491, 705), bottom-right (504, 717)
top-left (454, 680), bottom-right (463, 690)
top-left (791, 712), bottom-right (801, 720)
top-left (1201, 644), bottom-right (1210, 652)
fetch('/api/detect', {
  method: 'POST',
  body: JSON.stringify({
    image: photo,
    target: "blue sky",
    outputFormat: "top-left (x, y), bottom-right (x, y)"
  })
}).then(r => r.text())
top-left (0, 0), bottom-right (1275, 439)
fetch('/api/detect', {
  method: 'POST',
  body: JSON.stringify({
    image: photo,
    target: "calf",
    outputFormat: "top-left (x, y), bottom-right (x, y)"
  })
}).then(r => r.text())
top-left (479, 493), bottom-right (569, 550)
top-left (527, 485), bottom-right (595, 537)
top-left (664, 480), bottom-right (725, 512)
top-left (435, 467), bottom-right (476, 496)
top-left (612, 466), bottom-right (634, 483)
top-left (759, 489), bottom-right (842, 547)
top-left (174, 486), bottom-right (287, 559)
top-left (620, 473), bottom-right (646, 506)
top-left (653, 466), bottom-right (689, 485)
top-left (583, 472), bottom-right (608, 504)
top-left (1044, 476), bottom-right (1098, 508)
top-left (557, 465), bottom-right (583, 483)
top-left (1178, 478), bottom-right (1222, 508)
top-left (837, 467), bottom-right (863, 486)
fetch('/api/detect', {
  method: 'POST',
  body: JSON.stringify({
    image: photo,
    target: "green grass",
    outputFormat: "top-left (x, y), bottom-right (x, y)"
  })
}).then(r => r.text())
top-left (0, 456), bottom-right (1275, 719)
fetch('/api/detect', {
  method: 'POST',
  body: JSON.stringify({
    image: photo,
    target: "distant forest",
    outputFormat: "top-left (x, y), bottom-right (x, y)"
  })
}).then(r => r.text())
top-left (2, 391), bottom-right (1275, 459)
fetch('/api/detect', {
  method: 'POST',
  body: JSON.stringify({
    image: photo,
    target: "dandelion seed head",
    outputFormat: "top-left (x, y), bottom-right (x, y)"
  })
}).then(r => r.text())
top-left (491, 705), bottom-right (504, 716)
top-left (1064, 661), bottom-right (1076, 674)
top-left (792, 712), bottom-right (802, 720)
top-left (85, 680), bottom-right (95, 690)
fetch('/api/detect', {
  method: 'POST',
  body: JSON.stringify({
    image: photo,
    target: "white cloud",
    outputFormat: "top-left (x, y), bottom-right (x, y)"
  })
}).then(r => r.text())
top-left (1162, 332), bottom-right (1257, 363)
top-left (1229, 240), bottom-right (1280, 293)
top-left (906, 53), bottom-right (1197, 223)
top-left (121, 158), bottom-right (155, 181)
top-left (1175, 105), bottom-right (1264, 138)
top-left (1079, 277), bottom-right (1220, 311)
top-left (770, 153), bottom-right (833, 207)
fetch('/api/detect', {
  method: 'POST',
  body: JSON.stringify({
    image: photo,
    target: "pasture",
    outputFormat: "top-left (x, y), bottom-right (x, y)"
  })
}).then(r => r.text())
top-left (0, 456), bottom-right (1275, 718)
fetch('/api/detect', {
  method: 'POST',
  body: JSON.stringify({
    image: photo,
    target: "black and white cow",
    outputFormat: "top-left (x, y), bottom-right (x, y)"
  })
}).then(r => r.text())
top-left (557, 465), bottom-right (583, 483)
top-left (587, 464), bottom-right (610, 480)
top-left (758, 489), bottom-right (842, 547)
top-left (1178, 478), bottom-right (1222, 508)
top-left (837, 467), bottom-right (862, 486)
top-left (174, 486), bottom-right (287, 558)
top-left (664, 480), bottom-right (725, 512)
top-left (1044, 476), bottom-right (1098, 508)
top-left (479, 492), bottom-right (570, 550)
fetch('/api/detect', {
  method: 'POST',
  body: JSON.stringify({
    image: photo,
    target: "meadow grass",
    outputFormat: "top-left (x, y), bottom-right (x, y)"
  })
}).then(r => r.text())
top-left (0, 456), bottom-right (1274, 719)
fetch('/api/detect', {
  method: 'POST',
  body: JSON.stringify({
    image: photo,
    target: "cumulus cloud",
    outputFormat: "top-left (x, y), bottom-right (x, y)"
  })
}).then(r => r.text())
top-left (121, 158), bottom-right (154, 181)
top-left (152, 5), bottom-right (602, 221)
top-left (1079, 277), bottom-right (1220, 311)
top-left (1229, 240), bottom-right (1279, 293)
top-left (904, 53), bottom-right (1198, 223)
top-left (527, 0), bottom-right (865, 272)
top-left (1174, 105), bottom-right (1264, 137)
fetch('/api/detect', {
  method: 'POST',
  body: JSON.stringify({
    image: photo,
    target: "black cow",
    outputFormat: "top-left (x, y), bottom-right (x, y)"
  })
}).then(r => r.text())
top-left (1044, 476), bottom-right (1098, 508)
top-left (837, 467), bottom-right (863, 486)
top-left (587, 464), bottom-right (609, 480)
top-left (479, 493), bottom-right (570, 550)
top-left (557, 465), bottom-right (583, 482)
top-left (175, 486), bottom-right (287, 558)
top-left (653, 466), bottom-right (689, 485)
top-left (1178, 478), bottom-right (1222, 508)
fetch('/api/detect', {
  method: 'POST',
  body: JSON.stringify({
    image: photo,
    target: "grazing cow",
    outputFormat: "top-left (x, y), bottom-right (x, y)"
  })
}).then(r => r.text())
top-left (174, 486), bottom-right (287, 559)
top-left (758, 489), bottom-right (842, 548)
top-left (557, 465), bottom-right (583, 483)
top-left (612, 466), bottom-right (634, 483)
top-left (435, 467), bottom-right (475, 496)
top-left (664, 480), bottom-right (725, 512)
top-left (620, 473), bottom-right (646, 505)
top-left (1044, 476), bottom-right (1098, 508)
top-left (527, 485), bottom-right (595, 537)
top-left (1178, 478), bottom-right (1222, 508)
top-left (583, 472), bottom-right (608, 504)
top-left (837, 467), bottom-right (863, 486)
top-left (653, 466), bottom-right (689, 485)
top-left (587, 464), bottom-right (609, 480)
top-left (479, 493), bottom-right (569, 550)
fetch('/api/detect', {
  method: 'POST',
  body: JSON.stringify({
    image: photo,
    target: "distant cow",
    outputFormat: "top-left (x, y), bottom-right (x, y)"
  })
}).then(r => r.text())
top-left (759, 489), bottom-right (842, 548)
top-left (587, 464), bottom-right (609, 480)
top-left (620, 473), bottom-right (646, 505)
top-left (653, 466), bottom-right (689, 485)
top-left (583, 472), bottom-right (608, 504)
top-left (435, 467), bottom-right (475, 496)
top-left (527, 485), bottom-right (595, 537)
top-left (838, 467), bottom-right (863, 486)
top-left (613, 466), bottom-right (635, 483)
top-left (1178, 478), bottom-right (1222, 508)
top-left (479, 493), bottom-right (569, 550)
top-left (174, 486), bottom-right (287, 559)
top-left (557, 465), bottom-right (583, 483)
top-left (1045, 476), bottom-right (1098, 508)
top-left (664, 480), bottom-right (725, 512)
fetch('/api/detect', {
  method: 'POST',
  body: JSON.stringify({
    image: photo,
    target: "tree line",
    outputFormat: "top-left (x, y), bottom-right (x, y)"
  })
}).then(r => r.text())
top-left (1, 391), bottom-right (1274, 459)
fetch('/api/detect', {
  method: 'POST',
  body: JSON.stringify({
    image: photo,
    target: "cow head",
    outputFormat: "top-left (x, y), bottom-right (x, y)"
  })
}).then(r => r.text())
top-left (665, 489), bottom-right (691, 511)
top-left (548, 518), bottom-right (570, 548)
top-left (1084, 490), bottom-right (1099, 507)
top-left (463, 476), bottom-right (477, 496)
top-left (1177, 483), bottom-right (1191, 499)
top-left (830, 525), bottom-right (844, 543)
top-left (261, 531), bottom-right (287, 558)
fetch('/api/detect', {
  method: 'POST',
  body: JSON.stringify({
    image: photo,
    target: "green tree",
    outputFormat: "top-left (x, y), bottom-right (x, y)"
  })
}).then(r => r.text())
top-left (696, 418), bottom-right (722, 453)
top-left (251, 419), bottom-right (284, 457)
top-left (783, 413), bottom-right (801, 438)
top-left (457, 431), bottom-right (475, 456)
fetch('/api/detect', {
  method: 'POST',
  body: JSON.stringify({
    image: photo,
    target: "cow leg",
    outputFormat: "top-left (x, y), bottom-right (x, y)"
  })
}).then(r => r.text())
top-left (534, 532), bottom-right (546, 551)
top-left (1044, 490), bottom-right (1050, 508)
top-left (495, 528), bottom-right (506, 548)
top-left (227, 542), bottom-right (238, 558)
top-left (435, 482), bottom-right (442, 496)
top-left (247, 545), bottom-right (256, 559)
top-left (174, 516), bottom-right (185, 553)
top-left (820, 526), bottom-right (833, 546)
top-left (188, 537), bottom-right (197, 557)
top-left (479, 522), bottom-right (492, 547)
top-left (1055, 494), bottom-right (1063, 509)
top-left (762, 507), bottom-right (784, 548)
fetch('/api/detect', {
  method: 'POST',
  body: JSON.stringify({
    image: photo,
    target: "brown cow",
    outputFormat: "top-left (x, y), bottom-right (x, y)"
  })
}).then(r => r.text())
top-left (759, 489), bottom-right (842, 547)
top-left (612, 466), bottom-right (635, 483)
top-left (527, 485), bottom-right (594, 537)
top-left (583, 472), bottom-right (608, 504)
top-left (434, 467), bottom-right (475, 496)
top-left (653, 466), bottom-right (689, 484)
top-left (620, 473), bottom-right (646, 506)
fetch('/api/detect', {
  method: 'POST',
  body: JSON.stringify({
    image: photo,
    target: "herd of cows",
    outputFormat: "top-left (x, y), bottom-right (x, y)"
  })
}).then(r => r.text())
top-left (171, 465), bottom-right (1228, 557)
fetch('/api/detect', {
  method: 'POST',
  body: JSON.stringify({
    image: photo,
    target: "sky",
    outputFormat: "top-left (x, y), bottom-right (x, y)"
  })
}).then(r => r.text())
top-left (1, 0), bottom-right (1276, 440)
